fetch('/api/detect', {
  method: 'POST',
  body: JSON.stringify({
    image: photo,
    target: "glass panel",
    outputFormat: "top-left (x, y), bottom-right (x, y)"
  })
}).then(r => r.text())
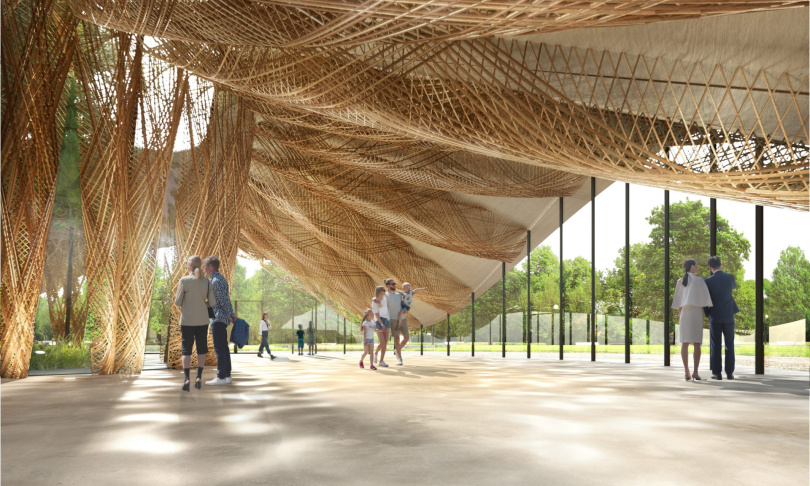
top-left (467, 273), bottom-right (505, 355)
top-left (715, 199), bottom-right (756, 374)
top-left (528, 218), bottom-right (561, 358)
top-left (593, 183), bottom-right (627, 361)
top-left (668, 190), bottom-right (711, 365)
top-left (449, 297), bottom-right (473, 355)
top-left (562, 195), bottom-right (592, 360)
top-left (627, 185), bottom-right (665, 363)
top-left (764, 206), bottom-right (810, 371)
top-left (504, 260), bottom-right (528, 354)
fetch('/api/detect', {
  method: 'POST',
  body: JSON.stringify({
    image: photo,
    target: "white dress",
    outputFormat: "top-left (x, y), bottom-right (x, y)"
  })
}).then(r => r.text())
top-left (672, 273), bottom-right (713, 344)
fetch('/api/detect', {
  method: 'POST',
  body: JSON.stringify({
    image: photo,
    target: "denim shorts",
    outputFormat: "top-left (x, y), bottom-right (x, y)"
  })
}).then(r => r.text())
top-left (379, 316), bottom-right (390, 329)
top-left (365, 338), bottom-right (374, 344)
top-left (375, 320), bottom-right (383, 330)
top-left (401, 303), bottom-right (411, 312)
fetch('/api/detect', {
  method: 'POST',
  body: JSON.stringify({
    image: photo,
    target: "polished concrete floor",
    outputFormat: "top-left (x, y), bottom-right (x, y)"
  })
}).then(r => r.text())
top-left (2, 352), bottom-right (808, 485)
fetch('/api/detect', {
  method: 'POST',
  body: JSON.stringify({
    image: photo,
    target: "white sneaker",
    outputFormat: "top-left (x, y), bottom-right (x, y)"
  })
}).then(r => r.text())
top-left (206, 377), bottom-right (228, 386)
top-left (398, 357), bottom-right (403, 366)
top-left (380, 361), bottom-right (388, 367)
top-left (225, 377), bottom-right (232, 384)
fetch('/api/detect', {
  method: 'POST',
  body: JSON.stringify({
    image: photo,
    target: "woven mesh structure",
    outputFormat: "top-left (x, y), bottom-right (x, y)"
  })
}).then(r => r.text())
top-left (75, 29), bottom-right (186, 374)
top-left (2, 1), bottom-right (808, 377)
top-left (1, 0), bottom-right (78, 379)
top-left (164, 87), bottom-right (254, 370)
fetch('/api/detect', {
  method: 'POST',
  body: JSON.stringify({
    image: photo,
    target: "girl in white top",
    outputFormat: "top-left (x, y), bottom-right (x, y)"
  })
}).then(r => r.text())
top-left (371, 285), bottom-right (390, 367)
top-left (359, 309), bottom-right (377, 370)
top-left (672, 258), bottom-right (713, 381)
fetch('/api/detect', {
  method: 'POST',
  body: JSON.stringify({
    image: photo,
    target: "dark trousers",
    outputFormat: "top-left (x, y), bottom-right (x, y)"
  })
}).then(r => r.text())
top-left (211, 321), bottom-right (232, 379)
top-left (710, 320), bottom-right (735, 376)
top-left (258, 331), bottom-right (272, 355)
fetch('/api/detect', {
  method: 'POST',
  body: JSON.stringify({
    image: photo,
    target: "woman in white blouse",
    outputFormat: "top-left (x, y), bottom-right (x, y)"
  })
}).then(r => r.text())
top-left (672, 258), bottom-right (713, 381)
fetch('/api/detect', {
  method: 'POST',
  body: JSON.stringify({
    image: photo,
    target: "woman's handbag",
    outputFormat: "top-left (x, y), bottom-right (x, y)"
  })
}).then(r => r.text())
top-left (206, 279), bottom-right (216, 319)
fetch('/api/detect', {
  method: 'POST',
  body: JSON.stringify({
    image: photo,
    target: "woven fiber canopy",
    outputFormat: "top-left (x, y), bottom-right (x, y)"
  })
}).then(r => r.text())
top-left (2, 1), bottom-right (807, 377)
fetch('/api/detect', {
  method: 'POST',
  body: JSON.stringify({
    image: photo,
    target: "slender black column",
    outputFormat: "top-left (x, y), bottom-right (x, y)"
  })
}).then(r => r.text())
top-left (625, 183), bottom-right (630, 364)
top-left (559, 197), bottom-right (564, 360)
top-left (471, 292), bottom-right (475, 357)
top-left (290, 287), bottom-right (296, 354)
top-left (710, 198), bottom-right (717, 257)
top-left (591, 177), bottom-right (596, 361)
top-left (420, 325), bottom-right (424, 355)
top-left (502, 261), bottom-right (506, 358)
top-left (233, 301), bottom-right (239, 354)
top-left (755, 205), bottom-right (764, 374)
top-left (527, 230), bottom-right (532, 359)
top-left (447, 313), bottom-right (451, 356)
top-left (664, 190), bottom-right (671, 366)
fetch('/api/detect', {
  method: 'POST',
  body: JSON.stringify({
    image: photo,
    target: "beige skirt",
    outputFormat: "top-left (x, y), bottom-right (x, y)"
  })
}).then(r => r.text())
top-left (679, 305), bottom-right (705, 344)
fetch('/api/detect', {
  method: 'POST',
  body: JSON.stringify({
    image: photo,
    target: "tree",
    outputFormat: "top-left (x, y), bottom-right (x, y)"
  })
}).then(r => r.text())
top-left (600, 199), bottom-right (751, 322)
top-left (148, 257), bottom-right (173, 345)
top-left (768, 247), bottom-right (810, 333)
top-left (734, 278), bottom-right (769, 333)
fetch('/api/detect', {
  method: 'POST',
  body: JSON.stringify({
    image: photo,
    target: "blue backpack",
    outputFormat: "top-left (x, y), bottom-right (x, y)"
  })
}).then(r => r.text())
top-left (229, 318), bottom-right (250, 349)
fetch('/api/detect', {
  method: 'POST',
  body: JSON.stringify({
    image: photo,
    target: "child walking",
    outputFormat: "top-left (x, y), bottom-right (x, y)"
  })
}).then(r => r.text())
top-left (360, 309), bottom-right (377, 370)
top-left (296, 324), bottom-right (305, 355)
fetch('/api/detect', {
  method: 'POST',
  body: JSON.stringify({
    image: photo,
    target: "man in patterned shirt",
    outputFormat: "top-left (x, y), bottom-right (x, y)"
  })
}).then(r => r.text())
top-left (204, 255), bottom-right (236, 386)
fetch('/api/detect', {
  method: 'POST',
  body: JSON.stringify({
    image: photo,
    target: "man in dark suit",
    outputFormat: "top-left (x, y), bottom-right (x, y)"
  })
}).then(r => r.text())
top-left (704, 256), bottom-right (740, 380)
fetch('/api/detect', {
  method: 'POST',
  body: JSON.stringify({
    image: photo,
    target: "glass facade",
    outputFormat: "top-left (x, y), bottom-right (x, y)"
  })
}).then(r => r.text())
top-left (30, 182), bottom-right (806, 374)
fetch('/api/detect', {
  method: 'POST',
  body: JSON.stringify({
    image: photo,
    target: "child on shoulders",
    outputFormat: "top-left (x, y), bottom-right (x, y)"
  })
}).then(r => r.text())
top-left (398, 282), bottom-right (426, 328)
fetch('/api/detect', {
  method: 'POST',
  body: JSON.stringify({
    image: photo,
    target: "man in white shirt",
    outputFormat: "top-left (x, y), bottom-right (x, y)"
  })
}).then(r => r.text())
top-left (258, 312), bottom-right (276, 360)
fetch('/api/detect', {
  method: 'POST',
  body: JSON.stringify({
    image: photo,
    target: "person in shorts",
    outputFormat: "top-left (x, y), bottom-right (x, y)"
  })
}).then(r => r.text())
top-left (296, 324), bottom-right (305, 355)
top-left (384, 278), bottom-right (409, 366)
top-left (398, 282), bottom-right (426, 329)
top-left (359, 309), bottom-right (377, 370)
top-left (372, 285), bottom-right (390, 367)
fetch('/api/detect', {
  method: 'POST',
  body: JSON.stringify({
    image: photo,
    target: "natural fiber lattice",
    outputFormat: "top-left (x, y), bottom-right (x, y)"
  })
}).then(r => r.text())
top-left (143, 35), bottom-right (808, 209)
top-left (1, 0), bottom-right (78, 379)
top-left (72, 1), bottom-right (806, 47)
top-left (245, 162), bottom-right (473, 315)
top-left (165, 86), bottom-right (253, 370)
top-left (76, 28), bottom-right (186, 374)
top-left (254, 133), bottom-right (531, 262)
top-left (252, 109), bottom-right (585, 198)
